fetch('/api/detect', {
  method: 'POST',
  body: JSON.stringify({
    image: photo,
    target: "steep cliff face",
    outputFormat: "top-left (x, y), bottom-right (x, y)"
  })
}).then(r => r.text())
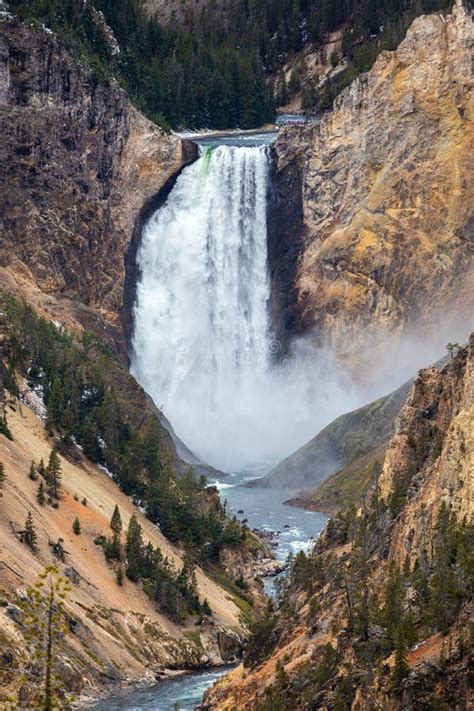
top-left (0, 18), bottom-right (194, 354)
top-left (204, 334), bottom-right (473, 709)
top-left (270, 1), bottom-right (474, 369)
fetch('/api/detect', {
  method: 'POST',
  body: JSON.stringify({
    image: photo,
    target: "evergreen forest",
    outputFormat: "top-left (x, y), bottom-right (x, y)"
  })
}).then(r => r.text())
top-left (7, 0), bottom-right (456, 129)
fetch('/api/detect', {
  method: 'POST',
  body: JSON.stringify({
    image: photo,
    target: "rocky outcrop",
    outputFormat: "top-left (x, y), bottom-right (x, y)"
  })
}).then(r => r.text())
top-left (203, 333), bottom-right (473, 709)
top-left (0, 18), bottom-right (195, 356)
top-left (218, 535), bottom-right (284, 611)
top-left (378, 337), bottom-right (474, 555)
top-left (270, 1), bottom-right (474, 370)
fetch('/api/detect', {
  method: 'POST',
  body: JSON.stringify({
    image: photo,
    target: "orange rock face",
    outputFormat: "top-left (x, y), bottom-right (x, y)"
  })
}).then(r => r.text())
top-left (271, 1), bottom-right (474, 372)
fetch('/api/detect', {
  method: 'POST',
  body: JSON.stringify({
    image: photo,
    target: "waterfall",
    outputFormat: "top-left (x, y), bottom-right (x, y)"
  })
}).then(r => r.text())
top-left (131, 143), bottom-right (352, 471)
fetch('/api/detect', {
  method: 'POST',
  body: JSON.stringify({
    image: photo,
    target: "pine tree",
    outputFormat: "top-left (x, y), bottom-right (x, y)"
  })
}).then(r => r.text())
top-left (307, 596), bottom-right (320, 630)
top-left (403, 607), bottom-right (417, 649)
top-left (51, 538), bottom-right (66, 562)
top-left (37, 481), bottom-right (46, 506)
top-left (351, 513), bottom-right (371, 641)
top-left (72, 517), bottom-right (81, 535)
top-left (201, 598), bottom-right (212, 616)
top-left (125, 514), bottom-right (144, 581)
top-left (276, 658), bottom-right (290, 690)
top-left (105, 531), bottom-right (122, 561)
top-left (0, 461), bottom-right (6, 496)
top-left (110, 504), bottom-right (122, 534)
top-left (4, 359), bottom-right (18, 396)
top-left (46, 449), bottom-right (62, 499)
top-left (37, 458), bottom-right (46, 479)
top-left (0, 405), bottom-right (13, 440)
top-left (23, 512), bottom-right (38, 551)
top-left (104, 504), bottom-right (123, 561)
top-left (29, 461), bottom-right (38, 481)
top-left (430, 502), bottom-right (460, 632)
top-left (116, 564), bottom-right (124, 586)
top-left (18, 567), bottom-right (72, 710)
top-left (46, 376), bottom-right (64, 431)
top-left (383, 563), bottom-right (403, 649)
top-left (391, 624), bottom-right (409, 693)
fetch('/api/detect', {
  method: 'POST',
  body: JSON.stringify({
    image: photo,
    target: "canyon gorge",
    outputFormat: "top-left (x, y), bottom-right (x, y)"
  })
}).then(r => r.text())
top-left (0, 0), bottom-right (473, 709)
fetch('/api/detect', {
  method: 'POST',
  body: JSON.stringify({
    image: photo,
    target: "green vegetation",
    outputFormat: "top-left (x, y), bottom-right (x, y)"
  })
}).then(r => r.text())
top-left (116, 564), bottom-right (124, 586)
top-left (121, 513), bottom-right (205, 623)
top-left (391, 624), bottom-right (409, 692)
top-left (104, 504), bottom-right (123, 560)
top-left (37, 481), bottom-right (46, 506)
top-left (72, 517), bottom-right (81, 535)
top-left (46, 449), bottom-right (62, 501)
top-left (245, 495), bottom-right (473, 700)
top-left (254, 643), bottom-right (349, 709)
top-left (0, 461), bottom-right (6, 496)
top-left (7, 0), bottom-right (272, 129)
top-left (302, 0), bottom-right (453, 113)
top-left (244, 604), bottom-right (278, 668)
top-left (29, 461), bottom-right (38, 481)
top-left (0, 297), bottom-right (257, 625)
top-left (0, 293), bottom-right (246, 563)
top-left (21, 512), bottom-right (38, 552)
top-left (17, 567), bottom-right (72, 709)
top-left (110, 504), bottom-right (122, 534)
top-left (446, 342), bottom-right (460, 358)
top-left (206, 565), bottom-right (254, 625)
top-left (7, 0), bottom-right (456, 128)
top-left (311, 451), bottom-right (385, 512)
top-left (0, 405), bottom-right (13, 440)
top-left (388, 424), bottom-right (445, 518)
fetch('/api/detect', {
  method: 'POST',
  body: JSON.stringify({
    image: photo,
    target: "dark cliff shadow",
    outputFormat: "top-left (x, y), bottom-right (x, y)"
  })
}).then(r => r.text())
top-left (122, 139), bottom-right (198, 364)
top-left (267, 143), bottom-right (307, 354)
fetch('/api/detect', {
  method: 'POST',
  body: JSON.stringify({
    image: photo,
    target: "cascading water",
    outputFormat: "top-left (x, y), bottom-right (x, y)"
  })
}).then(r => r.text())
top-left (131, 141), bottom-right (353, 471)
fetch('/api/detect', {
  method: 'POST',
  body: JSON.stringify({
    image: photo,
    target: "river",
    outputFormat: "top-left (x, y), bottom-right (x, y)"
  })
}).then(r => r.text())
top-left (217, 469), bottom-right (327, 563)
top-left (90, 666), bottom-right (233, 710)
top-left (91, 472), bottom-right (327, 710)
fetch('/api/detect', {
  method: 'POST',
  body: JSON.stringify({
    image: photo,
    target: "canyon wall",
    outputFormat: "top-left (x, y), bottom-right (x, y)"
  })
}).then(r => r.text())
top-left (0, 18), bottom-right (194, 354)
top-left (270, 1), bottom-right (474, 369)
top-left (204, 332), bottom-right (474, 709)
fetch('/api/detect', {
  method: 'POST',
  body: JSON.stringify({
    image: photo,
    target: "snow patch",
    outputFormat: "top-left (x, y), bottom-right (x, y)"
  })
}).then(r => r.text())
top-left (20, 381), bottom-right (47, 423)
top-left (98, 464), bottom-right (114, 479)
